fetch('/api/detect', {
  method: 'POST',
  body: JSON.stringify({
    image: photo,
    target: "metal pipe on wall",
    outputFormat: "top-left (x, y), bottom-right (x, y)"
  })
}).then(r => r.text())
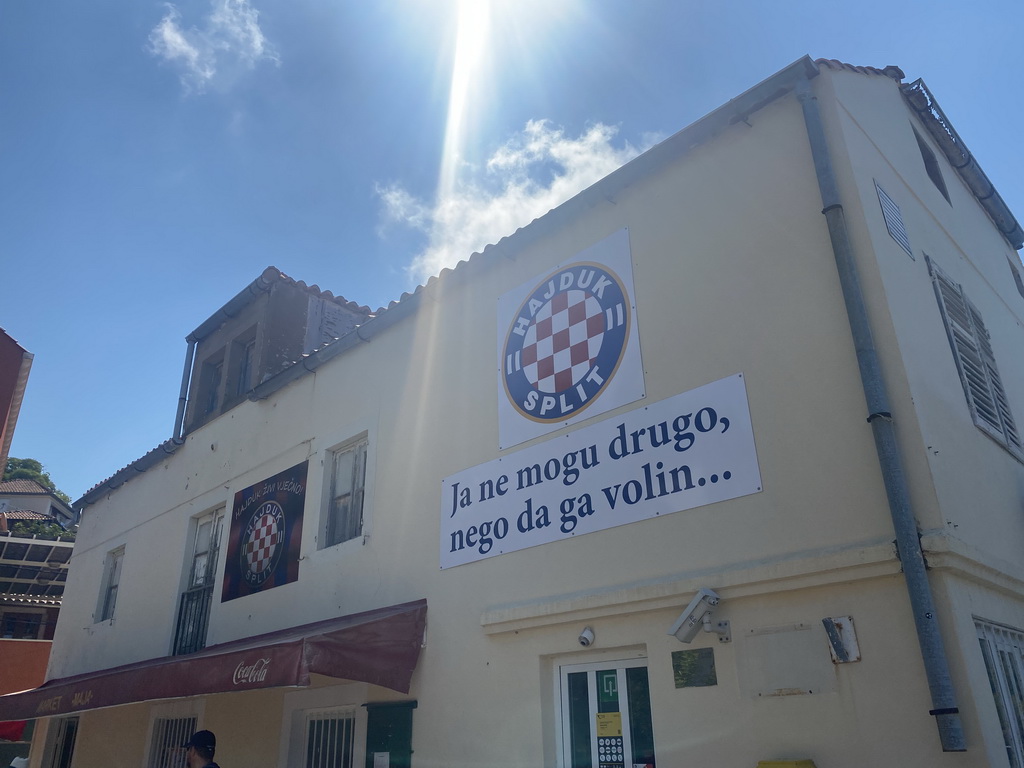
top-left (795, 76), bottom-right (966, 752)
top-left (173, 338), bottom-right (196, 442)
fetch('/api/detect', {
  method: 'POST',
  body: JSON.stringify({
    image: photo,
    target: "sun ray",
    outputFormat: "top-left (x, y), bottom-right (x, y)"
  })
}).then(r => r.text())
top-left (438, 0), bottom-right (490, 201)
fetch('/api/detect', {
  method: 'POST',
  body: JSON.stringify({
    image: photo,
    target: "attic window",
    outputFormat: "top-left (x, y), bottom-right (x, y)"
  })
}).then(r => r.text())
top-left (914, 128), bottom-right (950, 203)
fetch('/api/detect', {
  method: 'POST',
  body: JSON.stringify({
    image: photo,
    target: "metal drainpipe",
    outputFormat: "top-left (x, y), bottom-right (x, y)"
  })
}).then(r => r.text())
top-left (795, 77), bottom-right (966, 751)
top-left (173, 337), bottom-right (197, 442)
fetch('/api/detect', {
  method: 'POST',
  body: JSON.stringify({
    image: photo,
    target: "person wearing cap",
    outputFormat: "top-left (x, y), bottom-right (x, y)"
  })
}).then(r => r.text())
top-left (182, 729), bottom-right (220, 768)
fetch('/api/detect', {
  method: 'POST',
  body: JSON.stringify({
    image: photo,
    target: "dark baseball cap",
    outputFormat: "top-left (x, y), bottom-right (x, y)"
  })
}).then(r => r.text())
top-left (183, 730), bottom-right (216, 753)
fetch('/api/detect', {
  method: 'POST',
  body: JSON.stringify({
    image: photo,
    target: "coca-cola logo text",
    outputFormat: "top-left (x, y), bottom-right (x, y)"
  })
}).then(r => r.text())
top-left (232, 657), bottom-right (271, 685)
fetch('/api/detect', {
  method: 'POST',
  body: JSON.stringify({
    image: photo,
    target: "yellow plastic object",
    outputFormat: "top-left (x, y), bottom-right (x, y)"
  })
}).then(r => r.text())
top-left (757, 762), bottom-right (817, 768)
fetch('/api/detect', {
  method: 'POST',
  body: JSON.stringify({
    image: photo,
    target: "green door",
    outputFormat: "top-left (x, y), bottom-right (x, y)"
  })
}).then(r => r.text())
top-left (364, 701), bottom-right (416, 768)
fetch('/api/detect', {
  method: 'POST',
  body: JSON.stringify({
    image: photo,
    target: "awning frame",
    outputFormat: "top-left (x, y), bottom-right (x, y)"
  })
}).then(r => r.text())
top-left (0, 599), bottom-right (426, 722)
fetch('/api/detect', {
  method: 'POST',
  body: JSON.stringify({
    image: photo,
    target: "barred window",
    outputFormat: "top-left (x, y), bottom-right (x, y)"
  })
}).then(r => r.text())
top-left (305, 708), bottom-right (356, 768)
top-left (977, 620), bottom-right (1024, 768)
top-left (147, 716), bottom-right (196, 768)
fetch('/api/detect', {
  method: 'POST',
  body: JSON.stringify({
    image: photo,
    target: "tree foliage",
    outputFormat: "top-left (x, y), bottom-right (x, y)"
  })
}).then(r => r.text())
top-left (3, 457), bottom-right (72, 504)
top-left (7, 519), bottom-right (75, 541)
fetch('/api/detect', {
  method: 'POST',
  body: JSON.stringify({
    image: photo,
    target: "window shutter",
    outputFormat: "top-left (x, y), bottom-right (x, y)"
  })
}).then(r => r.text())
top-left (968, 299), bottom-right (1023, 451)
top-left (928, 257), bottom-right (1022, 456)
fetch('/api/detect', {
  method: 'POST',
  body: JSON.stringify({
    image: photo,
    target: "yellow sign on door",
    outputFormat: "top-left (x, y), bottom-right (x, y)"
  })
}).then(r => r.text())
top-left (595, 712), bottom-right (623, 738)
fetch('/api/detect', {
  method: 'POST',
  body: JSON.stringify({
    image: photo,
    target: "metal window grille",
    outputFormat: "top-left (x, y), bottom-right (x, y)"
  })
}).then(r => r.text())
top-left (147, 717), bottom-right (196, 768)
top-left (928, 256), bottom-right (1023, 458)
top-left (46, 717), bottom-right (78, 768)
top-left (876, 182), bottom-right (913, 257)
top-left (326, 439), bottom-right (367, 547)
top-left (977, 620), bottom-right (1024, 768)
top-left (305, 710), bottom-right (355, 768)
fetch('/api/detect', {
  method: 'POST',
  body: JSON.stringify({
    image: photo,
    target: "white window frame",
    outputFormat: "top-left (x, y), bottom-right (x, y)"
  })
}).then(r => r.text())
top-left (42, 715), bottom-right (79, 768)
top-left (928, 256), bottom-right (1023, 460)
top-left (321, 435), bottom-right (369, 550)
top-left (976, 619), bottom-right (1024, 768)
top-left (96, 546), bottom-right (125, 623)
top-left (187, 507), bottom-right (225, 590)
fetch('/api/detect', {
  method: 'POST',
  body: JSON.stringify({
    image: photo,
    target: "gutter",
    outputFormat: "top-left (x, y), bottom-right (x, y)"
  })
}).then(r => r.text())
top-left (75, 439), bottom-right (182, 512)
top-left (795, 73), bottom-right (966, 751)
top-left (902, 79), bottom-right (1023, 250)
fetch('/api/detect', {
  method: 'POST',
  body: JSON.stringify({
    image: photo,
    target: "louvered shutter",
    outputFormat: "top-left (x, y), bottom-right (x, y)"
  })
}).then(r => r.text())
top-left (928, 256), bottom-right (1022, 457)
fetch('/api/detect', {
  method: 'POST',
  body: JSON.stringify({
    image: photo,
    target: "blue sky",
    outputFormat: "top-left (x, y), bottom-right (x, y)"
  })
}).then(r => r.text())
top-left (2, 0), bottom-right (1021, 502)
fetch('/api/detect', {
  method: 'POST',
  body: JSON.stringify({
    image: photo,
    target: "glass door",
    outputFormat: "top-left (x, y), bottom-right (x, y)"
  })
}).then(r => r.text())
top-left (560, 659), bottom-right (655, 768)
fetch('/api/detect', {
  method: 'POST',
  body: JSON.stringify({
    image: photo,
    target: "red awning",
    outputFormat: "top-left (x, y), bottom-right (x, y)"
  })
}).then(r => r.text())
top-left (0, 599), bottom-right (426, 722)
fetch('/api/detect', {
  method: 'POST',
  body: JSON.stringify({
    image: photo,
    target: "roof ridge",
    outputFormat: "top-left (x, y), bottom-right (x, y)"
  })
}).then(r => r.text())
top-left (268, 266), bottom-right (373, 315)
top-left (815, 58), bottom-right (905, 81)
top-left (0, 478), bottom-right (52, 494)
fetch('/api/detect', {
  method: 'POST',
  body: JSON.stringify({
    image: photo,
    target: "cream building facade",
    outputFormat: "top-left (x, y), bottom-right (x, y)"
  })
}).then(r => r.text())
top-left (2, 56), bottom-right (1024, 768)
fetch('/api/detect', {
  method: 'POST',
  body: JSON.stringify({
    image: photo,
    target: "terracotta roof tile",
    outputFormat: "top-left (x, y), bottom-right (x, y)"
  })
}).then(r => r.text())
top-left (0, 510), bottom-right (53, 521)
top-left (815, 58), bottom-right (905, 81)
top-left (269, 266), bottom-right (373, 315)
top-left (0, 479), bottom-right (51, 495)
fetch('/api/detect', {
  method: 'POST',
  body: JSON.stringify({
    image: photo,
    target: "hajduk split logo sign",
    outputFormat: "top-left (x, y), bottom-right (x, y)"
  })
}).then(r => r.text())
top-left (222, 461), bottom-right (307, 602)
top-left (498, 228), bottom-right (644, 449)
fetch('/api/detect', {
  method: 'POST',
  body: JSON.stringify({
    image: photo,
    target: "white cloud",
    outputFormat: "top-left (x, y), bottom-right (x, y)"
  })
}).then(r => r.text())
top-left (379, 120), bottom-right (647, 282)
top-left (148, 0), bottom-right (278, 94)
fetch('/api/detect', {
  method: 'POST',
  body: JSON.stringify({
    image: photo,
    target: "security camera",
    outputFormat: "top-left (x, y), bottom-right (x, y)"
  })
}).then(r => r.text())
top-left (668, 588), bottom-right (725, 643)
top-left (578, 626), bottom-right (595, 647)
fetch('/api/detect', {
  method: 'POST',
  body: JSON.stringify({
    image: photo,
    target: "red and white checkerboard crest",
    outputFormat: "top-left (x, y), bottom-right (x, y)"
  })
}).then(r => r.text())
top-left (497, 229), bottom-right (644, 449)
top-left (241, 501), bottom-right (284, 588)
top-left (502, 262), bottom-right (630, 423)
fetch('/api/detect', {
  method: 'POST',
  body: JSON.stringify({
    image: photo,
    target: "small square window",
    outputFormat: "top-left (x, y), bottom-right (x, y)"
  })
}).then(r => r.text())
top-left (323, 438), bottom-right (368, 549)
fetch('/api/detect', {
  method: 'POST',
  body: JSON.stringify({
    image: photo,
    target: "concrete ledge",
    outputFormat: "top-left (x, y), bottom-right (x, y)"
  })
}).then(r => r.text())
top-left (481, 537), bottom-right (900, 635)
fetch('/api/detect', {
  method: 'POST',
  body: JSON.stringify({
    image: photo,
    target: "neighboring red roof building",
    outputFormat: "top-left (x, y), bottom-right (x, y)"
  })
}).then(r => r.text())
top-left (0, 330), bottom-right (32, 474)
top-left (0, 479), bottom-right (76, 530)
